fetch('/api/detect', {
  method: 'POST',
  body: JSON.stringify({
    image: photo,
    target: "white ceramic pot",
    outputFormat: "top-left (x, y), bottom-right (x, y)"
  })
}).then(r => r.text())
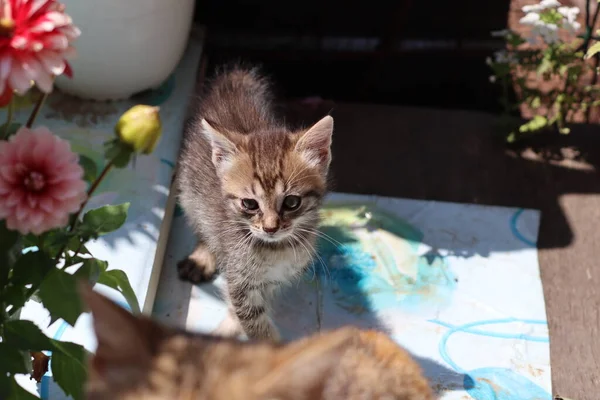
top-left (55, 0), bottom-right (195, 101)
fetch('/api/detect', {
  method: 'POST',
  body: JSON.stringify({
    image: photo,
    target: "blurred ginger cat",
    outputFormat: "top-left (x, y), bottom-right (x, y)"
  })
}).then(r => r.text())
top-left (82, 287), bottom-right (434, 400)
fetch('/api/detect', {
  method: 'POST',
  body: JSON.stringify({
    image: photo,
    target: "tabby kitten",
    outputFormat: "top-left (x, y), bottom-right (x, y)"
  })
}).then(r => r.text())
top-left (177, 66), bottom-right (334, 340)
top-left (83, 286), bottom-right (434, 400)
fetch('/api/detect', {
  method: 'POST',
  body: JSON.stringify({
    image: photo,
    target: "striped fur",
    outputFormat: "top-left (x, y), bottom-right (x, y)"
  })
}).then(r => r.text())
top-left (83, 287), bottom-right (435, 400)
top-left (177, 66), bottom-right (334, 340)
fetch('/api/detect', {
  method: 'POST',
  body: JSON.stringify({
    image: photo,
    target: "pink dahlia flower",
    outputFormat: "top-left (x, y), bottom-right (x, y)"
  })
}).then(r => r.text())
top-left (0, 126), bottom-right (87, 234)
top-left (0, 0), bottom-right (80, 106)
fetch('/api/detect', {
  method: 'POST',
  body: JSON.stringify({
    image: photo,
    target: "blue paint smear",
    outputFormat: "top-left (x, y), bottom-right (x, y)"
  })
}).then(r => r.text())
top-left (464, 368), bottom-right (551, 400)
top-left (510, 209), bottom-right (537, 247)
top-left (309, 204), bottom-right (456, 313)
top-left (160, 159), bottom-right (175, 169)
top-left (132, 74), bottom-right (176, 106)
top-left (430, 319), bottom-right (551, 400)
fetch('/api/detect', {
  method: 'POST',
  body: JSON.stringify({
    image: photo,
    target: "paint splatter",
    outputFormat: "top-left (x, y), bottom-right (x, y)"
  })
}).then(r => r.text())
top-left (132, 74), bottom-right (176, 106)
top-left (308, 203), bottom-right (456, 313)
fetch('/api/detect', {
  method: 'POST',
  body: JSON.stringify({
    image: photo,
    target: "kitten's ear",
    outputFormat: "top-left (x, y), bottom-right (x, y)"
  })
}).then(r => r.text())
top-left (295, 115), bottom-right (334, 172)
top-left (79, 283), bottom-right (152, 377)
top-left (253, 328), bottom-right (353, 398)
top-left (200, 118), bottom-right (237, 173)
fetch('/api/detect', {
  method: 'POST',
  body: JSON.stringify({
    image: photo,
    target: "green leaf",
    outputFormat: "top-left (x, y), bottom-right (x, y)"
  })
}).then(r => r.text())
top-left (79, 154), bottom-right (97, 183)
top-left (3, 284), bottom-right (28, 312)
top-left (73, 258), bottom-right (107, 285)
top-left (104, 138), bottom-right (133, 168)
top-left (38, 269), bottom-right (83, 326)
top-left (585, 42), bottom-right (600, 59)
top-left (0, 220), bottom-right (19, 251)
top-left (98, 269), bottom-right (140, 313)
top-left (11, 251), bottom-right (54, 287)
top-left (0, 220), bottom-right (20, 287)
top-left (519, 115), bottom-right (549, 133)
top-left (559, 126), bottom-right (571, 134)
top-left (50, 341), bottom-right (87, 400)
top-left (4, 320), bottom-right (54, 351)
top-left (0, 343), bottom-right (28, 374)
top-left (80, 203), bottom-right (130, 237)
top-left (7, 379), bottom-right (39, 400)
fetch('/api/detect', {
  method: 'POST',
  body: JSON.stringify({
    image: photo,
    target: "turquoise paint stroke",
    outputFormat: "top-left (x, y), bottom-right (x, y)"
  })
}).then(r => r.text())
top-left (160, 159), bottom-right (175, 169)
top-left (510, 209), bottom-right (537, 247)
top-left (430, 318), bottom-right (551, 400)
top-left (133, 74), bottom-right (176, 106)
top-left (310, 203), bottom-right (456, 313)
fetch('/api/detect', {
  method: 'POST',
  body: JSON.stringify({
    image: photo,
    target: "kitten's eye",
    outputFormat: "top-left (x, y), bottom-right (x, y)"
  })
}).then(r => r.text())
top-left (283, 195), bottom-right (302, 211)
top-left (241, 198), bottom-right (259, 211)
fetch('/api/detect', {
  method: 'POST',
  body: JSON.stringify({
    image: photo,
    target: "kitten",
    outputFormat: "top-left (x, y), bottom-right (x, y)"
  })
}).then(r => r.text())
top-left (82, 286), bottom-right (435, 400)
top-left (177, 66), bottom-right (334, 340)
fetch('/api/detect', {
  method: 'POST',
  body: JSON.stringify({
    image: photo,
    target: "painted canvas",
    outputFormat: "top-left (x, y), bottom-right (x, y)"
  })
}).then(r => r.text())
top-left (154, 192), bottom-right (550, 400)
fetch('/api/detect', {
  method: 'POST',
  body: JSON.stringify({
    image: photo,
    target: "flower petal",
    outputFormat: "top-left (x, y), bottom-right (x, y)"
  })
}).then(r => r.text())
top-left (37, 50), bottom-right (65, 75)
top-left (8, 63), bottom-right (33, 95)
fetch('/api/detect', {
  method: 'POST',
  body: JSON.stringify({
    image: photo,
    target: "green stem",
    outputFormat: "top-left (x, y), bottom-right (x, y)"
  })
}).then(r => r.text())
top-left (25, 91), bottom-right (49, 129)
top-left (2, 99), bottom-right (14, 139)
top-left (54, 160), bottom-right (115, 263)
top-left (8, 160), bottom-right (117, 317)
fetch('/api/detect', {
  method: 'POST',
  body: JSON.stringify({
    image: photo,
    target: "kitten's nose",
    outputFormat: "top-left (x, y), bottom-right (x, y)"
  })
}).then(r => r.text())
top-left (263, 225), bottom-right (279, 234)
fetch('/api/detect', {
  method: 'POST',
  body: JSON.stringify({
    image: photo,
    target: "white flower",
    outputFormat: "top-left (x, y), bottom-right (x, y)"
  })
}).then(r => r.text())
top-left (491, 29), bottom-right (511, 37)
top-left (540, 0), bottom-right (561, 8)
top-left (523, 4), bottom-right (544, 12)
top-left (522, 0), bottom-right (561, 13)
top-left (489, 75), bottom-right (497, 83)
top-left (558, 6), bottom-right (579, 19)
top-left (558, 6), bottom-right (581, 32)
top-left (563, 19), bottom-right (581, 32)
top-left (493, 50), bottom-right (517, 63)
top-left (486, 56), bottom-right (493, 66)
top-left (536, 22), bottom-right (560, 44)
top-left (520, 12), bottom-right (541, 25)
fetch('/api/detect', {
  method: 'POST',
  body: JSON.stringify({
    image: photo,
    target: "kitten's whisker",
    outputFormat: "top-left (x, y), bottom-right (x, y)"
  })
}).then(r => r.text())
top-left (291, 233), bottom-right (316, 281)
top-left (295, 228), bottom-right (344, 249)
top-left (296, 234), bottom-right (329, 281)
top-left (286, 237), bottom-right (298, 263)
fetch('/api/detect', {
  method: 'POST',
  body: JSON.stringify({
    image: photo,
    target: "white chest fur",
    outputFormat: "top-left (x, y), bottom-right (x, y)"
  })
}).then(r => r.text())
top-left (259, 246), bottom-right (311, 285)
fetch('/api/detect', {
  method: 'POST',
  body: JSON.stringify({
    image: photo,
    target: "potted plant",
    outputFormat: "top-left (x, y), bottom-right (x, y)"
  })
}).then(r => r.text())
top-left (0, 1), bottom-right (163, 398)
top-left (54, 0), bottom-right (196, 101)
top-left (488, 0), bottom-right (600, 143)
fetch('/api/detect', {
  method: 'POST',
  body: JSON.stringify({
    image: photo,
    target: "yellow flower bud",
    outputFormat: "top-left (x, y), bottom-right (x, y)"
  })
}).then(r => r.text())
top-left (115, 105), bottom-right (162, 154)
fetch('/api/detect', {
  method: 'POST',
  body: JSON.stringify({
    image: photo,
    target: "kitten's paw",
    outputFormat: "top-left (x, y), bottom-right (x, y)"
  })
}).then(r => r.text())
top-left (177, 244), bottom-right (217, 284)
top-left (212, 312), bottom-right (244, 338)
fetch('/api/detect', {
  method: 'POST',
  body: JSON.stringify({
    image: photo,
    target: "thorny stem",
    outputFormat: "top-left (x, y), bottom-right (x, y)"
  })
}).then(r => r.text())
top-left (25, 91), bottom-right (49, 129)
top-left (2, 99), bottom-right (14, 139)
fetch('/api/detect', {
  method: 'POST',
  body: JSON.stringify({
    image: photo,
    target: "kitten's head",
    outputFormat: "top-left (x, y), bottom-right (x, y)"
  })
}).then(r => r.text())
top-left (82, 285), bottom-right (354, 400)
top-left (202, 116), bottom-right (333, 244)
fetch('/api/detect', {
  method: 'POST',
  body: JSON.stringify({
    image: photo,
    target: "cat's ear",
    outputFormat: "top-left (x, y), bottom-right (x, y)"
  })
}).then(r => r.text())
top-left (295, 115), bottom-right (334, 172)
top-left (253, 328), bottom-right (353, 398)
top-left (200, 118), bottom-right (238, 173)
top-left (79, 283), bottom-right (152, 380)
